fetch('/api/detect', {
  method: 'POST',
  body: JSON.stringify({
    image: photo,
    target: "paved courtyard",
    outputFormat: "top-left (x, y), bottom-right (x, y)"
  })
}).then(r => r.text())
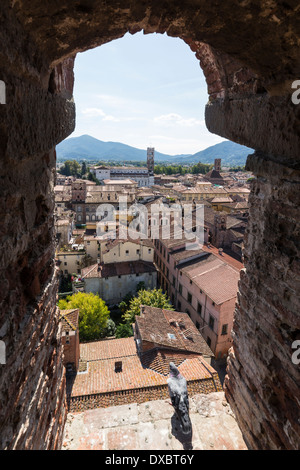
top-left (62, 391), bottom-right (247, 450)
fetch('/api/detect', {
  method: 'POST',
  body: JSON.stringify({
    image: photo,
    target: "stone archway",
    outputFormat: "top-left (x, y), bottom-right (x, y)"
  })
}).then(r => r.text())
top-left (0, 1), bottom-right (299, 450)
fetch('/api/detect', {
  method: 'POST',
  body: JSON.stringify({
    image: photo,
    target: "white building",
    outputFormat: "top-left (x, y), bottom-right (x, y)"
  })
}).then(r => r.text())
top-left (82, 261), bottom-right (157, 306)
top-left (91, 166), bottom-right (154, 187)
top-left (90, 148), bottom-right (155, 187)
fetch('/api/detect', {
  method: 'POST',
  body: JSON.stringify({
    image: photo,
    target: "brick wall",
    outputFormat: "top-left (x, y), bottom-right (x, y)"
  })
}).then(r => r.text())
top-left (67, 375), bottom-right (222, 413)
top-left (225, 153), bottom-right (300, 450)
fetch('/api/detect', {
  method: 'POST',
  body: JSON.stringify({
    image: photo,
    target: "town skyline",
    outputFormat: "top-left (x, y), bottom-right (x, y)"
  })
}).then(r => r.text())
top-left (70, 31), bottom-right (227, 155)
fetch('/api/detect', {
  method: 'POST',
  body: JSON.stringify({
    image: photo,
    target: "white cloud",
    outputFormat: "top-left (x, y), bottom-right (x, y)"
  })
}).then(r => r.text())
top-left (82, 107), bottom-right (106, 117)
top-left (81, 107), bottom-right (122, 123)
top-left (153, 113), bottom-right (204, 127)
top-left (102, 115), bottom-right (120, 122)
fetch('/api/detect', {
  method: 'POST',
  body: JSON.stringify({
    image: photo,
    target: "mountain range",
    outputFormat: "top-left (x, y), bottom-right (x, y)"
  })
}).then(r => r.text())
top-left (56, 134), bottom-right (253, 167)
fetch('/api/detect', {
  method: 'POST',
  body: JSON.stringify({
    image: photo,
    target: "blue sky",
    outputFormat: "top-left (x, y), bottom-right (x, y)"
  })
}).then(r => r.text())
top-left (71, 32), bottom-right (226, 156)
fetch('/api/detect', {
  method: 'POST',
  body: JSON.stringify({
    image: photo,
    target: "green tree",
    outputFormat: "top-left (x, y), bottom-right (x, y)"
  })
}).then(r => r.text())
top-left (122, 288), bottom-right (173, 324)
top-left (58, 292), bottom-right (110, 341)
top-left (115, 322), bottom-right (133, 339)
top-left (87, 171), bottom-right (101, 185)
top-left (59, 160), bottom-right (82, 177)
top-left (101, 318), bottom-right (116, 338)
top-left (81, 161), bottom-right (87, 177)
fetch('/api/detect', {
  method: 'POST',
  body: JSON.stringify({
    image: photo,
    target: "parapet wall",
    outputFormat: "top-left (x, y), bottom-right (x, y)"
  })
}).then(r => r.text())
top-left (224, 153), bottom-right (300, 450)
top-left (67, 376), bottom-right (223, 413)
top-left (0, 0), bottom-right (299, 450)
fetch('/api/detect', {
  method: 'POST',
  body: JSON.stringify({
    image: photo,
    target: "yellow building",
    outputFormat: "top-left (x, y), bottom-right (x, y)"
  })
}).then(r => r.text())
top-left (56, 251), bottom-right (86, 276)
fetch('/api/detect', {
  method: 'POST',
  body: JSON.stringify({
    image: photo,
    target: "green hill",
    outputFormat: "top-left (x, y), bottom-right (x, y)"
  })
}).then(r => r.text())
top-left (56, 134), bottom-right (253, 167)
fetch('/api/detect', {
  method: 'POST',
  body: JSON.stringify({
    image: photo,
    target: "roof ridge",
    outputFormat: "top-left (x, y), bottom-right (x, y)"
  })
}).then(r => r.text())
top-left (60, 312), bottom-right (77, 331)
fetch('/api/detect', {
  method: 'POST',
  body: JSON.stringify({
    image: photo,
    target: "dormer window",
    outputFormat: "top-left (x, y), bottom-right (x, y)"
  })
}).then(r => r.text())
top-left (168, 333), bottom-right (176, 340)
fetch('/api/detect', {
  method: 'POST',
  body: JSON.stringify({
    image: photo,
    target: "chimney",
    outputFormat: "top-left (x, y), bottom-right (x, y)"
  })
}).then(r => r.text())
top-left (114, 361), bottom-right (122, 373)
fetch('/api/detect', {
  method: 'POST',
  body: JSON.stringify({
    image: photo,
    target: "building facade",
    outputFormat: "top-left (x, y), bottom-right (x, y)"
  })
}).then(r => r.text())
top-left (153, 236), bottom-right (242, 359)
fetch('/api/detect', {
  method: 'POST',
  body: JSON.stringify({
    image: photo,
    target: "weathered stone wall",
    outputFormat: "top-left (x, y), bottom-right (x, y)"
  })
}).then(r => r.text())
top-left (0, 4), bottom-right (75, 448)
top-left (0, 0), bottom-right (299, 451)
top-left (224, 153), bottom-right (300, 450)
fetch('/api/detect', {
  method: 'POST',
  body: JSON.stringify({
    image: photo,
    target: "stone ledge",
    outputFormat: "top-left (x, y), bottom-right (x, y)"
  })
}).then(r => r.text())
top-left (62, 391), bottom-right (247, 451)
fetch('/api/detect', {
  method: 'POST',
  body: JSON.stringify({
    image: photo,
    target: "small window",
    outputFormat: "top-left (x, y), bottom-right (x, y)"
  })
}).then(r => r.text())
top-left (221, 324), bottom-right (228, 336)
top-left (178, 284), bottom-right (182, 294)
top-left (168, 333), bottom-right (176, 340)
top-left (197, 302), bottom-right (202, 316)
top-left (187, 292), bottom-right (192, 304)
top-left (209, 315), bottom-right (215, 331)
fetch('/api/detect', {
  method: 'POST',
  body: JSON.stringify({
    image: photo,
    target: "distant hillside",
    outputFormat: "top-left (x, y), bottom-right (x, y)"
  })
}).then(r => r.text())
top-left (178, 140), bottom-right (254, 167)
top-left (56, 134), bottom-right (185, 163)
top-left (56, 134), bottom-right (253, 167)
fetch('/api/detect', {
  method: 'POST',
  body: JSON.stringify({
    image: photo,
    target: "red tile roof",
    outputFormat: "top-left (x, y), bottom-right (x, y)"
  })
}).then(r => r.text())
top-left (135, 306), bottom-right (213, 357)
top-left (182, 258), bottom-right (240, 305)
top-left (60, 309), bottom-right (79, 331)
top-left (80, 337), bottom-right (136, 362)
top-left (201, 244), bottom-right (244, 271)
top-left (82, 260), bottom-right (156, 279)
top-left (67, 337), bottom-right (217, 397)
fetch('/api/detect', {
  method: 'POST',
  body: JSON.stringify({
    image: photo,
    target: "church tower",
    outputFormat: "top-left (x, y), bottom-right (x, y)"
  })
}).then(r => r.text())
top-left (147, 147), bottom-right (155, 176)
top-left (214, 158), bottom-right (221, 172)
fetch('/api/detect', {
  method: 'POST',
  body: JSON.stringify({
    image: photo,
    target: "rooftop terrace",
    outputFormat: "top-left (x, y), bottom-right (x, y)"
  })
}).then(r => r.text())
top-left (62, 392), bottom-right (247, 450)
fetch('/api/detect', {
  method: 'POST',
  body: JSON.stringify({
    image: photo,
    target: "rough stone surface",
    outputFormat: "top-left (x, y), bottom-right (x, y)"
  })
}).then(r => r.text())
top-left (0, 0), bottom-right (299, 451)
top-left (225, 152), bottom-right (300, 450)
top-left (62, 392), bottom-right (247, 451)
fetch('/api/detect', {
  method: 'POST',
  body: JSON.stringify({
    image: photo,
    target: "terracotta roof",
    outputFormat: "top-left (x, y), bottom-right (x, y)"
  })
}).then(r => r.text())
top-left (140, 348), bottom-right (202, 375)
top-left (136, 306), bottom-right (214, 357)
top-left (80, 337), bottom-right (136, 361)
top-left (102, 237), bottom-right (154, 253)
top-left (60, 309), bottom-right (79, 331)
top-left (82, 260), bottom-right (156, 279)
top-left (67, 336), bottom-right (217, 397)
top-left (211, 197), bottom-right (234, 203)
top-left (201, 244), bottom-right (244, 271)
top-left (172, 249), bottom-right (206, 263)
top-left (181, 257), bottom-right (241, 305)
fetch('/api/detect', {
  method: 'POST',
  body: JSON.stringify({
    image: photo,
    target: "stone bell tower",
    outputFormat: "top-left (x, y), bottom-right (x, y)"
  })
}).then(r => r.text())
top-left (147, 147), bottom-right (155, 176)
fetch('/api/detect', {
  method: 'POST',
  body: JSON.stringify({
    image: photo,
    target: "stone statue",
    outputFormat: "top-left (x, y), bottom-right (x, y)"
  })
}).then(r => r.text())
top-left (167, 362), bottom-right (192, 434)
